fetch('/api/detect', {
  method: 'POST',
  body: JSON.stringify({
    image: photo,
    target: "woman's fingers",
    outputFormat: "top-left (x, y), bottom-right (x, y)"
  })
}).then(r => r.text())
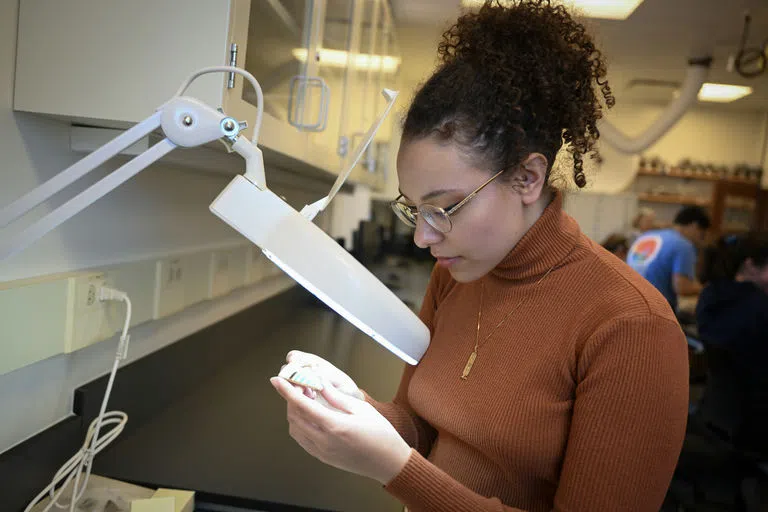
top-left (286, 350), bottom-right (330, 368)
top-left (321, 383), bottom-right (364, 415)
top-left (270, 377), bottom-right (339, 431)
top-left (287, 402), bottom-right (324, 433)
top-left (282, 351), bottom-right (361, 399)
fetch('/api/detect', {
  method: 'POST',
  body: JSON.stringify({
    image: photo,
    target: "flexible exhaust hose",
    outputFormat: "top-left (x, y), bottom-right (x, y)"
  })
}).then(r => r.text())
top-left (598, 57), bottom-right (713, 154)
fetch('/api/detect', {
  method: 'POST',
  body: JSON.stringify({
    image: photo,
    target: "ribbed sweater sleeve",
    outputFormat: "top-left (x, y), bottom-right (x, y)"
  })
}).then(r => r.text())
top-left (365, 365), bottom-right (436, 456)
top-left (383, 314), bottom-right (689, 512)
top-left (366, 264), bottom-right (442, 455)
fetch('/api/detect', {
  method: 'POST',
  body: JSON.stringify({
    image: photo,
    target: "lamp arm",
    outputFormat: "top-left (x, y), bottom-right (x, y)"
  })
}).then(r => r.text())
top-left (0, 138), bottom-right (176, 261)
top-left (598, 58), bottom-right (712, 154)
top-left (0, 112), bottom-right (162, 229)
top-left (0, 78), bottom-right (261, 261)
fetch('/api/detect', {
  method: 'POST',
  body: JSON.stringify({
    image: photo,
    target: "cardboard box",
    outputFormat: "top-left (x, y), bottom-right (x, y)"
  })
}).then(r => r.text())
top-left (152, 488), bottom-right (195, 512)
top-left (130, 496), bottom-right (175, 512)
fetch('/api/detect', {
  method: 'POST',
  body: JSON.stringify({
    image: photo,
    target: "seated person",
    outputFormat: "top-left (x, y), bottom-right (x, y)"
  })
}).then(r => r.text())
top-left (601, 233), bottom-right (629, 261)
top-left (696, 232), bottom-right (768, 390)
top-left (628, 205), bottom-right (710, 314)
top-left (667, 233), bottom-right (768, 508)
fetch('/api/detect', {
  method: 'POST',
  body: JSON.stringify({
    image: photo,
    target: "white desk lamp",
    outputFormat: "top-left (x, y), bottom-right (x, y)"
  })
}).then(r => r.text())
top-left (0, 66), bottom-right (430, 365)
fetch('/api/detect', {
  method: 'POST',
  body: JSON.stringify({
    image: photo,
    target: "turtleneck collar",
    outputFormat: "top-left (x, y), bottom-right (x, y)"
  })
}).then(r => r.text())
top-left (490, 190), bottom-right (579, 281)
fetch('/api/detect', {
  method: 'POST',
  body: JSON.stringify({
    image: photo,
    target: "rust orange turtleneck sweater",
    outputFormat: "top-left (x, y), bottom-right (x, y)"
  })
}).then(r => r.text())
top-left (367, 192), bottom-right (689, 511)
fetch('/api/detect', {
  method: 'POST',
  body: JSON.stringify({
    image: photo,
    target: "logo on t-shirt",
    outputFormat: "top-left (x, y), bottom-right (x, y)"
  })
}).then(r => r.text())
top-left (628, 234), bottom-right (663, 267)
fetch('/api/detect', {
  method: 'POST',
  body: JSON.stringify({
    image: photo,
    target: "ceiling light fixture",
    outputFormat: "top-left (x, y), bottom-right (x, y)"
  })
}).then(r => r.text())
top-left (461, 0), bottom-right (645, 20)
top-left (697, 83), bottom-right (753, 103)
top-left (292, 48), bottom-right (401, 73)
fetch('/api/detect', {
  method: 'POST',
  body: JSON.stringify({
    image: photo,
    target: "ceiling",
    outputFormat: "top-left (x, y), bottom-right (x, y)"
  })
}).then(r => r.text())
top-left (390, 0), bottom-right (768, 111)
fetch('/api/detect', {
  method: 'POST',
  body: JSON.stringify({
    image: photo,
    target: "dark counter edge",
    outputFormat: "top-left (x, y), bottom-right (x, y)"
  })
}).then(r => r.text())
top-left (0, 286), bottom-right (334, 512)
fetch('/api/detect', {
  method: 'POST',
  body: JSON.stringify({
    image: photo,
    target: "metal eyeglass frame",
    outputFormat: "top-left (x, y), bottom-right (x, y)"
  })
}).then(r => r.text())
top-left (390, 167), bottom-right (507, 233)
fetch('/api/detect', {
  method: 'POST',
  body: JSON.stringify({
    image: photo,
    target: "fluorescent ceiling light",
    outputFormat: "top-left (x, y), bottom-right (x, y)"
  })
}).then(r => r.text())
top-left (697, 83), bottom-right (753, 103)
top-left (461, 0), bottom-right (644, 20)
top-left (292, 48), bottom-right (401, 73)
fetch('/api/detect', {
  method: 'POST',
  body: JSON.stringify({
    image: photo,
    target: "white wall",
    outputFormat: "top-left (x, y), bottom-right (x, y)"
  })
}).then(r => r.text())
top-left (566, 102), bottom-right (768, 193)
top-left (0, 0), bottom-right (326, 454)
top-left (369, 100), bottom-right (767, 202)
top-left (395, 25), bottom-right (767, 195)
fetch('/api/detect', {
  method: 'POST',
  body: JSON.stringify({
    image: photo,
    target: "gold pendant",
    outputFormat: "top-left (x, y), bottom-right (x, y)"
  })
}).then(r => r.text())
top-left (461, 350), bottom-right (477, 380)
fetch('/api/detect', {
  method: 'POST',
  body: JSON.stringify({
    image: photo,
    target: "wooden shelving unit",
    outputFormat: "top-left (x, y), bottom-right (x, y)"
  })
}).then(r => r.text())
top-left (635, 167), bottom-right (763, 236)
top-left (636, 168), bottom-right (760, 185)
top-left (637, 193), bottom-right (711, 207)
top-left (721, 223), bottom-right (751, 234)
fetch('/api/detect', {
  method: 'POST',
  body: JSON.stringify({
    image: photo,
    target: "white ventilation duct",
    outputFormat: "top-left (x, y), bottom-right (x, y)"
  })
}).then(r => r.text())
top-left (598, 58), bottom-right (712, 154)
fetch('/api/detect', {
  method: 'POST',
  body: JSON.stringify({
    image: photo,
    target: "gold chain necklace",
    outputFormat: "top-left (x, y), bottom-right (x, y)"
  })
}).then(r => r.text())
top-left (461, 264), bottom-right (557, 380)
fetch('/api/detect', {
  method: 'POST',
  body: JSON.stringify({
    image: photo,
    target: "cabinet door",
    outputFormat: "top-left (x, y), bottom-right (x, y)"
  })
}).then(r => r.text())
top-left (337, 0), bottom-right (382, 187)
top-left (306, 0), bottom-right (359, 173)
top-left (370, 1), bottom-right (401, 191)
top-left (334, 0), bottom-right (365, 178)
top-left (224, 0), bottom-right (326, 170)
top-left (712, 181), bottom-right (760, 235)
top-left (239, 0), bottom-right (316, 122)
top-left (361, 0), bottom-right (384, 188)
top-left (358, 0), bottom-right (401, 191)
top-left (15, 0), bottom-right (234, 126)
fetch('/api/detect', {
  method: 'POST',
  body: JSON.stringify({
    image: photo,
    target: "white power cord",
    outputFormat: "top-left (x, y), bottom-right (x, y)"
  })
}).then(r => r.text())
top-left (24, 287), bottom-right (133, 512)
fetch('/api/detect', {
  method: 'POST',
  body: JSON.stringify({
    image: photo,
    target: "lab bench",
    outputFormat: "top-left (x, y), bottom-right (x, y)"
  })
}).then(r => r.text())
top-left (1, 260), bottom-right (432, 512)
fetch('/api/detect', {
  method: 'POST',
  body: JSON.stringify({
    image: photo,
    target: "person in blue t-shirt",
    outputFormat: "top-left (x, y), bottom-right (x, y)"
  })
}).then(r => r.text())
top-left (627, 205), bottom-right (710, 312)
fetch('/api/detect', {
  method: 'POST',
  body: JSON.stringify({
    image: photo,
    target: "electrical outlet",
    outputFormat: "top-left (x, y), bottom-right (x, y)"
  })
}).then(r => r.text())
top-left (154, 257), bottom-right (186, 319)
top-left (208, 246), bottom-right (248, 298)
top-left (64, 272), bottom-right (117, 353)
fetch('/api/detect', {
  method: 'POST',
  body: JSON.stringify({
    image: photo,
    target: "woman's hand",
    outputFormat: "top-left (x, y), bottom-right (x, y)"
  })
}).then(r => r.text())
top-left (282, 350), bottom-right (364, 400)
top-left (270, 375), bottom-right (412, 485)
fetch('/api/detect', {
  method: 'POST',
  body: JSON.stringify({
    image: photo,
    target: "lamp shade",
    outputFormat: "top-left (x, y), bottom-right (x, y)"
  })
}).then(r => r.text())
top-left (210, 176), bottom-right (430, 365)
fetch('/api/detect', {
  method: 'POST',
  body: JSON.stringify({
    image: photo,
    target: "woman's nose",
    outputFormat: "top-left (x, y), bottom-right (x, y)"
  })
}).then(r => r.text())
top-left (413, 215), bottom-right (443, 248)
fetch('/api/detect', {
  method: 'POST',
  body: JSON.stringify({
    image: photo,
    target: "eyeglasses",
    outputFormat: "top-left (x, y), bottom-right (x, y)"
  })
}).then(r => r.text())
top-left (390, 168), bottom-right (506, 233)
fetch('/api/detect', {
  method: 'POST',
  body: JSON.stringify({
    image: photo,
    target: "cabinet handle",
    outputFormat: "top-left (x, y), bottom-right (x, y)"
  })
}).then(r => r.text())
top-left (288, 76), bottom-right (330, 132)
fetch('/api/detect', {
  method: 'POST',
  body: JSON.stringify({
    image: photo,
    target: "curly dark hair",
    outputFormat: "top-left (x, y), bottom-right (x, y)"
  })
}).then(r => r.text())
top-left (700, 232), bottom-right (768, 284)
top-left (401, 0), bottom-right (615, 188)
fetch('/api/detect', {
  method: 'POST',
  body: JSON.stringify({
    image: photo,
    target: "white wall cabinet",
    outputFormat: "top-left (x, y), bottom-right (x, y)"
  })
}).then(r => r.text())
top-left (14, 0), bottom-right (401, 190)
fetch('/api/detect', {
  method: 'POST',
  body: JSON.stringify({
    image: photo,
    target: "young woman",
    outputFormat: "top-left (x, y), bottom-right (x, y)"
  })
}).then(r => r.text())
top-left (271, 1), bottom-right (689, 510)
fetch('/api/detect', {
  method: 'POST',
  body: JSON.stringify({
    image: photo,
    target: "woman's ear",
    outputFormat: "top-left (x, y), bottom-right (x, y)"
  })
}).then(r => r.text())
top-left (513, 153), bottom-right (548, 205)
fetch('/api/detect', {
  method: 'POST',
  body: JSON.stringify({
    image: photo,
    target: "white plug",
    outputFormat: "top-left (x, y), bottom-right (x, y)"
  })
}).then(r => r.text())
top-left (99, 286), bottom-right (132, 360)
top-left (99, 286), bottom-right (127, 302)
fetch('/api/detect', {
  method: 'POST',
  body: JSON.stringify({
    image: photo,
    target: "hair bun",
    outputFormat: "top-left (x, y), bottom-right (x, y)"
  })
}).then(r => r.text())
top-left (403, 0), bottom-right (614, 189)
